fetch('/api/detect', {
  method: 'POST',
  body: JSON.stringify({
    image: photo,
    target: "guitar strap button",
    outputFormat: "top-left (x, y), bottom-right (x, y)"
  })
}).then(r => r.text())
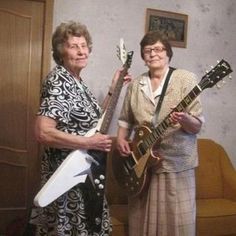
top-left (95, 217), bottom-right (101, 225)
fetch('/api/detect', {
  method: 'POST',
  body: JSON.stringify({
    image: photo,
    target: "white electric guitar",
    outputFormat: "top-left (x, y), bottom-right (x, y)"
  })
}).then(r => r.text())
top-left (34, 39), bottom-right (134, 207)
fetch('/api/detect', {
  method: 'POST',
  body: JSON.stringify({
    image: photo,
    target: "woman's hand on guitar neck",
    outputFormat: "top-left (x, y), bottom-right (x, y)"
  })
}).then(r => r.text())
top-left (86, 133), bottom-right (112, 152)
top-left (109, 69), bottom-right (132, 94)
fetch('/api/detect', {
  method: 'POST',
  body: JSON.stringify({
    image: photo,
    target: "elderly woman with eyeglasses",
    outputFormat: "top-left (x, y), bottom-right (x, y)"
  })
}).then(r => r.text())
top-left (29, 20), bottom-right (131, 236)
top-left (117, 31), bottom-right (204, 236)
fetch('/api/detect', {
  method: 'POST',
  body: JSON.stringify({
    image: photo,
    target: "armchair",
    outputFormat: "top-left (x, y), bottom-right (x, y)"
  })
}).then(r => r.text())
top-left (196, 139), bottom-right (236, 236)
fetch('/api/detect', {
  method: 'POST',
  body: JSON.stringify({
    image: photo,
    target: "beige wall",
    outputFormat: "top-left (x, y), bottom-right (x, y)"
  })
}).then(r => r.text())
top-left (52, 0), bottom-right (236, 167)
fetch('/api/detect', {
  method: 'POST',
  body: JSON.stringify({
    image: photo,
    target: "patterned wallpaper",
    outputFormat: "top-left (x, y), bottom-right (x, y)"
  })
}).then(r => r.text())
top-left (53, 0), bottom-right (236, 167)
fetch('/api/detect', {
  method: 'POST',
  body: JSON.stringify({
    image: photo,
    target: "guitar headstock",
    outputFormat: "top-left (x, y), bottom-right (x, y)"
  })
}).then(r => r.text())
top-left (117, 38), bottom-right (134, 69)
top-left (117, 38), bottom-right (127, 65)
top-left (200, 59), bottom-right (233, 90)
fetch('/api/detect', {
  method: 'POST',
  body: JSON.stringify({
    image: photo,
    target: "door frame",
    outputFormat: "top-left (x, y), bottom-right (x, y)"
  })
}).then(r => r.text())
top-left (27, 0), bottom-right (54, 206)
top-left (37, 0), bottom-right (54, 79)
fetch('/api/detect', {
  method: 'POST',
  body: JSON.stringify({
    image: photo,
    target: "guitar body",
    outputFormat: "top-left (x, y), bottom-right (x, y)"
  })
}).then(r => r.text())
top-left (34, 149), bottom-right (93, 207)
top-left (112, 123), bottom-right (162, 197)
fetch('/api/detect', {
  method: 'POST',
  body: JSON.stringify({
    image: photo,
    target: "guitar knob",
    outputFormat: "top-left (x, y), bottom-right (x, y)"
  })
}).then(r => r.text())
top-left (94, 179), bottom-right (100, 184)
top-left (95, 217), bottom-right (101, 225)
top-left (99, 175), bottom-right (105, 180)
top-left (98, 184), bottom-right (104, 189)
top-left (138, 130), bottom-right (144, 137)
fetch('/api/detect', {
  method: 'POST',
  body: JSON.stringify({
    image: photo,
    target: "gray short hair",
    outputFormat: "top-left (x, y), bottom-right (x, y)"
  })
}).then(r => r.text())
top-left (52, 21), bottom-right (92, 65)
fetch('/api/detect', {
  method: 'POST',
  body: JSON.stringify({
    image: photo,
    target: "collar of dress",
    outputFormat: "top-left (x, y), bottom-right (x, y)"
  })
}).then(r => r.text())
top-left (139, 68), bottom-right (171, 105)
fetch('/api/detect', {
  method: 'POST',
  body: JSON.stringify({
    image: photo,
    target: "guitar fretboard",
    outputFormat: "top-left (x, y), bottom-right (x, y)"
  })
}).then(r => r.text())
top-left (142, 85), bottom-right (202, 151)
top-left (100, 68), bottom-right (129, 134)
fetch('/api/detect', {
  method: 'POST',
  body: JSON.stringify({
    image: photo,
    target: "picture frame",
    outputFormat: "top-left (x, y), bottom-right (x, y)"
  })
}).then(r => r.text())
top-left (145, 8), bottom-right (188, 48)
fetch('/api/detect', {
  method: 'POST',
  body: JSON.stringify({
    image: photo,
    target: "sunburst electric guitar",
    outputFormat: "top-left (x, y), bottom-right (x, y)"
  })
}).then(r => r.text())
top-left (112, 59), bottom-right (233, 197)
top-left (34, 39), bottom-right (133, 207)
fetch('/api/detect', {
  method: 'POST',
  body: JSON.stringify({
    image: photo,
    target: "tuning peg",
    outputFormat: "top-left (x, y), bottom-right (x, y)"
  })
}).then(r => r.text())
top-left (116, 49), bottom-right (121, 59)
top-left (229, 75), bottom-right (233, 80)
top-left (216, 80), bottom-right (226, 89)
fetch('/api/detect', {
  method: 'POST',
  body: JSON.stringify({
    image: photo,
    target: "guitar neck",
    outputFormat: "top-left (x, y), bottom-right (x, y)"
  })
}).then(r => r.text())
top-left (143, 84), bottom-right (203, 150)
top-left (99, 67), bottom-right (128, 134)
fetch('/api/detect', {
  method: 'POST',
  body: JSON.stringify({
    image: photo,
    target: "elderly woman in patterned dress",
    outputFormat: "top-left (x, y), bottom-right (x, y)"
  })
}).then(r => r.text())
top-left (117, 31), bottom-right (204, 236)
top-left (30, 21), bottom-right (130, 235)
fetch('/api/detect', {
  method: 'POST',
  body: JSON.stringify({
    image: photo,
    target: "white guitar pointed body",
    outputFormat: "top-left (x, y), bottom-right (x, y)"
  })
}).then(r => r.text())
top-left (34, 149), bottom-right (95, 207)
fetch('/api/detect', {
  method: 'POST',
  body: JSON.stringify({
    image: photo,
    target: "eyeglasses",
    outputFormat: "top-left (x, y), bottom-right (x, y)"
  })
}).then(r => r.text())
top-left (143, 46), bottom-right (166, 55)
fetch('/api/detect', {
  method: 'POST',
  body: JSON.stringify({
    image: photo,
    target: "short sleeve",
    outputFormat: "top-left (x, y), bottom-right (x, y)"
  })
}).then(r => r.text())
top-left (38, 72), bottom-right (74, 125)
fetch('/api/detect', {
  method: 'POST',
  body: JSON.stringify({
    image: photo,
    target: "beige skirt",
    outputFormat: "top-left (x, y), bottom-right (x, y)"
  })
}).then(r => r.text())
top-left (128, 169), bottom-right (196, 236)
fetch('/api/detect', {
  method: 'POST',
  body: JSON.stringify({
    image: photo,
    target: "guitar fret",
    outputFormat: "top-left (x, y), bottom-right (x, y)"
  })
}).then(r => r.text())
top-left (146, 137), bottom-right (153, 146)
top-left (159, 123), bottom-right (167, 133)
top-left (149, 133), bottom-right (156, 145)
top-left (153, 128), bottom-right (162, 139)
top-left (192, 86), bottom-right (201, 96)
top-left (151, 130), bottom-right (158, 143)
top-left (176, 102), bottom-right (185, 112)
top-left (176, 86), bottom-right (202, 113)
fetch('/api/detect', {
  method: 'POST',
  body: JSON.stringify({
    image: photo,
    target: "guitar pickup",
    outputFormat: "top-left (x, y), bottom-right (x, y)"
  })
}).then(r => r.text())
top-left (124, 153), bottom-right (137, 172)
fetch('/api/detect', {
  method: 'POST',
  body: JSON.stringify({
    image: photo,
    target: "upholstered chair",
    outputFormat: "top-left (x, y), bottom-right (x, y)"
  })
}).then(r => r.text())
top-left (196, 139), bottom-right (236, 236)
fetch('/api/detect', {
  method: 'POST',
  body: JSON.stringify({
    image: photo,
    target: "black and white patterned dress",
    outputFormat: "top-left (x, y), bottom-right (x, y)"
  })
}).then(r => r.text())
top-left (30, 66), bottom-right (111, 236)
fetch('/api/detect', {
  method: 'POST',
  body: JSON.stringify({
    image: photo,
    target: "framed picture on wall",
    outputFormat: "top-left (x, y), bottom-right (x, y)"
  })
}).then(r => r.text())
top-left (145, 8), bottom-right (188, 48)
